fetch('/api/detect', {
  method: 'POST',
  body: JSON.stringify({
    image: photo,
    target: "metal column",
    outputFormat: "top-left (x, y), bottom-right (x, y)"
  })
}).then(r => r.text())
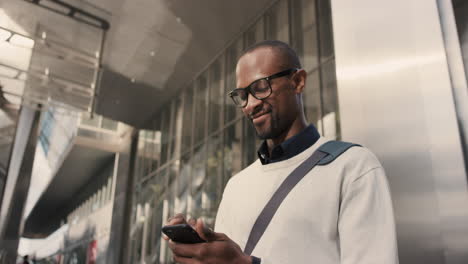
top-left (331, 0), bottom-right (468, 263)
top-left (0, 105), bottom-right (41, 263)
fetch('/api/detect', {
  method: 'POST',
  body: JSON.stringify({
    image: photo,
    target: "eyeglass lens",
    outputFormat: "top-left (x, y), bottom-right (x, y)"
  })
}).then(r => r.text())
top-left (231, 79), bottom-right (271, 107)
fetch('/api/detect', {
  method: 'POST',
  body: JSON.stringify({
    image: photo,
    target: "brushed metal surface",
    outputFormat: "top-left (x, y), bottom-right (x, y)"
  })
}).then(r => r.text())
top-left (331, 0), bottom-right (468, 263)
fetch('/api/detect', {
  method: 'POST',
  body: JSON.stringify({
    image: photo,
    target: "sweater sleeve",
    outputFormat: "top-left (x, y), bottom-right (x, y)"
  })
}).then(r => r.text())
top-left (338, 167), bottom-right (399, 264)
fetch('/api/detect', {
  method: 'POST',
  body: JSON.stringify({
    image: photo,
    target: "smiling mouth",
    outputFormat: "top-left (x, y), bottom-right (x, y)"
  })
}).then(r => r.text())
top-left (250, 111), bottom-right (270, 122)
top-left (249, 111), bottom-right (263, 119)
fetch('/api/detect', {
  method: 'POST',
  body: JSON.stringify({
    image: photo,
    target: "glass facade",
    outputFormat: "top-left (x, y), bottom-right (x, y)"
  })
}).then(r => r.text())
top-left (129, 0), bottom-right (340, 263)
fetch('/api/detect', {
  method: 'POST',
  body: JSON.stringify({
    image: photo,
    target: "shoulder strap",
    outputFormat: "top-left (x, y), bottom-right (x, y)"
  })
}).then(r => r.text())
top-left (243, 140), bottom-right (360, 255)
top-left (317, 140), bottom-right (361, 165)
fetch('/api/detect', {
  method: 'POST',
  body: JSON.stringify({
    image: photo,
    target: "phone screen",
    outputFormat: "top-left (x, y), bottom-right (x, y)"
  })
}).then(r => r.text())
top-left (162, 224), bottom-right (206, 244)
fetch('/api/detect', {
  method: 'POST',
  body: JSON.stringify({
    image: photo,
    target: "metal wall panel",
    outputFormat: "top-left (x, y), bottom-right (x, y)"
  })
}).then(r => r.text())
top-left (330, 0), bottom-right (468, 263)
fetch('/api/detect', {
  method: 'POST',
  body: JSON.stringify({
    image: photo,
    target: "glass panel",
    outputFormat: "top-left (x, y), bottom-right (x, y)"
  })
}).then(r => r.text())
top-left (291, 0), bottom-right (319, 72)
top-left (151, 121), bottom-right (161, 172)
top-left (181, 87), bottom-right (193, 151)
top-left (190, 143), bottom-right (207, 218)
top-left (318, 0), bottom-right (334, 62)
top-left (223, 120), bottom-right (243, 188)
top-left (144, 130), bottom-right (153, 176)
top-left (244, 17), bottom-right (265, 48)
top-left (224, 39), bottom-right (243, 124)
top-left (136, 130), bottom-right (146, 181)
top-left (243, 117), bottom-right (258, 167)
top-left (304, 70), bottom-right (323, 133)
top-left (80, 114), bottom-right (100, 127)
top-left (178, 154), bottom-right (192, 215)
top-left (320, 59), bottom-right (340, 139)
top-left (208, 59), bottom-right (223, 135)
top-left (138, 171), bottom-right (167, 256)
top-left (170, 97), bottom-right (184, 161)
top-left (203, 133), bottom-right (223, 228)
top-left (159, 108), bottom-right (171, 165)
top-left (265, 0), bottom-right (290, 43)
top-left (157, 168), bottom-right (170, 263)
top-left (150, 197), bottom-right (164, 261)
top-left (194, 73), bottom-right (208, 145)
top-left (101, 117), bottom-right (118, 130)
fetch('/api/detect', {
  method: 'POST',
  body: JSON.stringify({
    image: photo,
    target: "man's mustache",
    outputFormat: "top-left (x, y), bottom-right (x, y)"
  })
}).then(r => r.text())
top-left (248, 107), bottom-right (271, 120)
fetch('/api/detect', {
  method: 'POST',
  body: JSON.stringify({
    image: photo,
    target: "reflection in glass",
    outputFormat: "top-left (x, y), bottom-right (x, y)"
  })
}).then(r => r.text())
top-left (291, 0), bottom-right (319, 72)
top-left (208, 59), bottom-right (223, 135)
top-left (224, 39), bottom-right (243, 124)
top-left (194, 74), bottom-right (208, 145)
top-left (320, 59), bottom-right (340, 139)
top-left (203, 134), bottom-right (223, 228)
top-left (244, 17), bottom-right (265, 48)
top-left (223, 120), bottom-right (242, 188)
top-left (102, 117), bottom-right (118, 130)
top-left (243, 118), bottom-right (258, 167)
top-left (80, 114), bottom-right (100, 127)
top-left (318, 0), bottom-right (334, 62)
top-left (181, 87), bottom-right (193, 152)
top-left (304, 70), bottom-right (323, 133)
top-left (178, 154), bottom-right (191, 215)
top-left (190, 143), bottom-right (207, 218)
top-left (265, 0), bottom-right (290, 43)
top-left (170, 97), bottom-right (184, 161)
top-left (159, 108), bottom-right (171, 165)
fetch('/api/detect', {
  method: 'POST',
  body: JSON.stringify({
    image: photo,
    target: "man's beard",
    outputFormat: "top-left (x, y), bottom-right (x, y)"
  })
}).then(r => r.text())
top-left (253, 110), bottom-right (283, 140)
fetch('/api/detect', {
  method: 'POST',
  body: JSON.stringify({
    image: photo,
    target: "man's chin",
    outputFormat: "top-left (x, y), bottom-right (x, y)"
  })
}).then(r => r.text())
top-left (255, 127), bottom-right (275, 140)
top-left (254, 123), bottom-right (283, 140)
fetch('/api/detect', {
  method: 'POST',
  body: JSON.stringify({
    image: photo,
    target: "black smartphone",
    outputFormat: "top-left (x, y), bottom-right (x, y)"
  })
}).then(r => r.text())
top-left (162, 224), bottom-right (206, 244)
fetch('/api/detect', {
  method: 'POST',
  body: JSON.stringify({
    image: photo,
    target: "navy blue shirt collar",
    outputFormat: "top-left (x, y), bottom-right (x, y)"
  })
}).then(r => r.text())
top-left (257, 124), bottom-right (320, 165)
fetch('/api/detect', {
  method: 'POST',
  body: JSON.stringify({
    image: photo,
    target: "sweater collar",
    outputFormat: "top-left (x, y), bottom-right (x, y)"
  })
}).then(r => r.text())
top-left (257, 124), bottom-right (320, 165)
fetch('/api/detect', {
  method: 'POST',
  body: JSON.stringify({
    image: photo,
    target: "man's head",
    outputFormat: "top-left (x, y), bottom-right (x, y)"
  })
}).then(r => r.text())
top-left (234, 40), bottom-right (307, 140)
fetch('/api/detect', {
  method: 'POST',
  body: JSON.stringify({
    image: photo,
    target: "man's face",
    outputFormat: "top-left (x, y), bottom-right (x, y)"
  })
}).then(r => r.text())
top-left (236, 48), bottom-right (299, 139)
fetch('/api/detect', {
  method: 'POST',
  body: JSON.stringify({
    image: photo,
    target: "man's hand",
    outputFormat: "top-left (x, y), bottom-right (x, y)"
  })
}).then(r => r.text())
top-left (163, 213), bottom-right (197, 241)
top-left (164, 215), bottom-right (251, 264)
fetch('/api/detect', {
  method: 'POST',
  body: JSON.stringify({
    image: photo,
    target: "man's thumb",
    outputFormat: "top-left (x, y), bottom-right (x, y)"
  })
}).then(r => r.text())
top-left (195, 218), bottom-right (219, 242)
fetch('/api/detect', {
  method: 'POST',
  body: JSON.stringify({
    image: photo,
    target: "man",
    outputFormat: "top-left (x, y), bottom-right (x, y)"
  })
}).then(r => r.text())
top-left (165, 40), bottom-right (398, 264)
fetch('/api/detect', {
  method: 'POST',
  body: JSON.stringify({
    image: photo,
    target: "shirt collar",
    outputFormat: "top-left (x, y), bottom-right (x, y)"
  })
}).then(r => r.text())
top-left (257, 124), bottom-right (320, 165)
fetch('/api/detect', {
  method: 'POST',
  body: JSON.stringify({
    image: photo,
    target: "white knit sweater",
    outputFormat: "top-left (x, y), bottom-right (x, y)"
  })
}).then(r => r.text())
top-left (215, 137), bottom-right (399, 264)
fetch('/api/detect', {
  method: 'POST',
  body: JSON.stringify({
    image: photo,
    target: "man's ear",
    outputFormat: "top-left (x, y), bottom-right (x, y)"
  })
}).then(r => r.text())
top-left (292, 69), bottom-right (307, 94)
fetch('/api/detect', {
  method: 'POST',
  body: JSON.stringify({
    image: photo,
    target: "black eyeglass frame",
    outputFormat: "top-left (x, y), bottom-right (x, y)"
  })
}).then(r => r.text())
top-left (228, 68), bottom-right (300, 108)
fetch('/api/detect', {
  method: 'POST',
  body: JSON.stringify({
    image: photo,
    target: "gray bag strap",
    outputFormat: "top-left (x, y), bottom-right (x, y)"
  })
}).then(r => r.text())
top-left (243, 140), bottom-right (360, 255)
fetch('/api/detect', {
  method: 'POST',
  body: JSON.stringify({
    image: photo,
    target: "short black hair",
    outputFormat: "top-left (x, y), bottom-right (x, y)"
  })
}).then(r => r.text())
top-left (240, 40), bottom-right (302, 69)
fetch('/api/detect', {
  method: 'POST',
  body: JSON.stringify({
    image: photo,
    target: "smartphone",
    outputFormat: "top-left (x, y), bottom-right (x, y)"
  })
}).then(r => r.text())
top-left (162, 224), bottom-right (206, 244)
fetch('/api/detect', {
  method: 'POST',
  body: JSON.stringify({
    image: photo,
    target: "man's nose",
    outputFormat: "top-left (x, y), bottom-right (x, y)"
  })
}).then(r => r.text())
top-left (244, 93), bottom-right (262, 112)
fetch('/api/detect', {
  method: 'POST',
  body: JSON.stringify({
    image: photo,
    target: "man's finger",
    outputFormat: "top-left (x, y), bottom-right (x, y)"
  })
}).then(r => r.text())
top-left (195, 219), bottom-right (222, 242)
top-left (163, 213), bottom-right (188, 241)
top-left (168, 240), bottom-right (203, 258)
top-left (187, 218), bottom-right (197, 227)
top-left (166, 213), bottom-right (187, 225)
top-left (173, 254), bottom-right (199, 264)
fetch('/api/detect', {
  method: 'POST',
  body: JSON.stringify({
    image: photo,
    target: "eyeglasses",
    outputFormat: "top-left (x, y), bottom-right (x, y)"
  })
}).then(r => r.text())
top-left (228, 68), bottom-right (299, 108)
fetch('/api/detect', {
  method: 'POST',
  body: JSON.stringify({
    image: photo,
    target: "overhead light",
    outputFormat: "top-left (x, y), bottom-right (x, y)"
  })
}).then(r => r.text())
top-left (9, 34), bottom-right (34, 48)
top-left (0, 28), bottom-right (12, 41)
top-left (0, 65), bottom-right (20, 78)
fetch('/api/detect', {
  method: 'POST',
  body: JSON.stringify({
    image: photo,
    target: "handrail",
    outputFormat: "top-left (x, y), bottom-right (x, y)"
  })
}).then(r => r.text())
top-left (22, 0), bottom-right (110, 30)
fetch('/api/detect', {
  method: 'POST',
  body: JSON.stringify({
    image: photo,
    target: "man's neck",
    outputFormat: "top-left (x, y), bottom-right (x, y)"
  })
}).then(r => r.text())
top-left (266, 116), bottom-right (308, 156)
